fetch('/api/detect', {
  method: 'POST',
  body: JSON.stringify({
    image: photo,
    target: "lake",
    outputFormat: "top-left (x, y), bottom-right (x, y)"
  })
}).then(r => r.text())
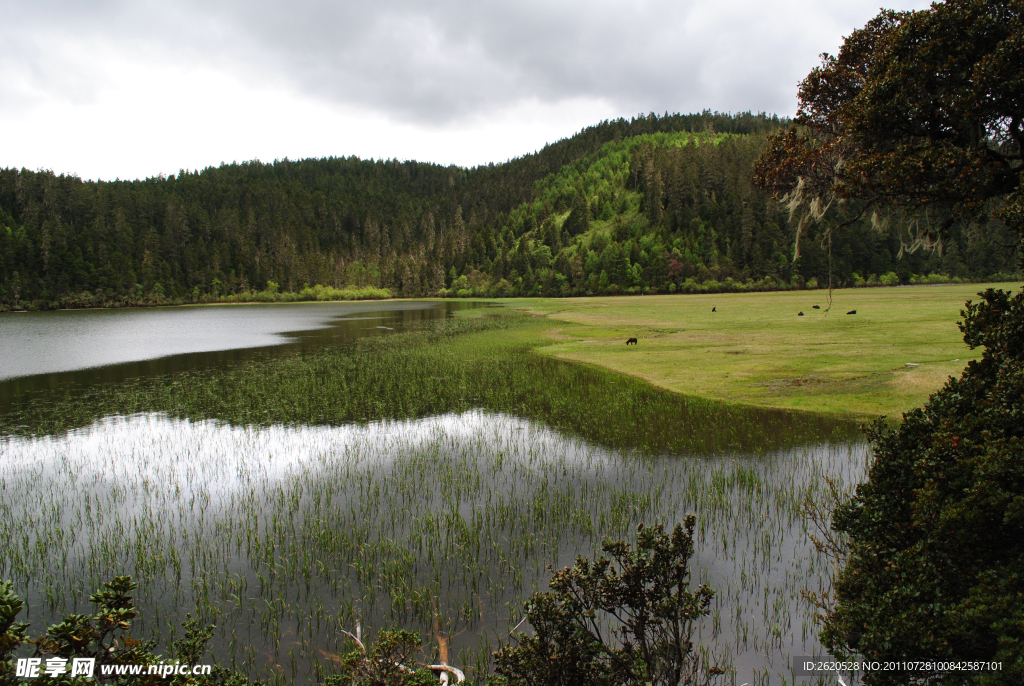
top-left (0, 301), bottom-right (864, 685)
top-left (0, 301), bottom-right (462, 412)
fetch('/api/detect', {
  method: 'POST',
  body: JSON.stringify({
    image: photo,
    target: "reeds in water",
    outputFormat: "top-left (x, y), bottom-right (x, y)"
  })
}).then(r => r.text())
top-left (0, 312), bottom-right (868, 685)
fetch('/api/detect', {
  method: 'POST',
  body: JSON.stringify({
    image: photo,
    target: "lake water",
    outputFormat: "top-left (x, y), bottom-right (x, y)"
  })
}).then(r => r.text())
top-left (0, 301), bottom-right (469, 413)
top-left (0, 301), bottom-right (863, 686)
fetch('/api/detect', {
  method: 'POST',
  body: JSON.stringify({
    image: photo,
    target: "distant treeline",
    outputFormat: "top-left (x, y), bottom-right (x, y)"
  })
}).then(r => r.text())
top-left (0, 111), bottom-right (1017, 309)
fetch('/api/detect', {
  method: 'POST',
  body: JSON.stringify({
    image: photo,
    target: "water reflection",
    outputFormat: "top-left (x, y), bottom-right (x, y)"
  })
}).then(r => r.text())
top-left (0, 301), bottom-right (482, 414)
top-left (0, 411), bottom-right (867, 686)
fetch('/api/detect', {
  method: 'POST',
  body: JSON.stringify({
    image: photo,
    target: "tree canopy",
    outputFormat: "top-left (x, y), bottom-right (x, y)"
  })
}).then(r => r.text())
top-left (1, 112), bottom-right (799, 308)
top-left (825, 288), bottom-right (1024, 684)
top-left (759, 2), bottom-right (1024, 680)
top-left (752, 0), bottom-right (1023, 263)
top-left (1, 101), bottom-right (1020, 311)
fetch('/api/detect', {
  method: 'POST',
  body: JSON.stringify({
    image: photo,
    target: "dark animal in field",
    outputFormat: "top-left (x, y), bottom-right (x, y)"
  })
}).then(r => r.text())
top-left (847, 310), bottom-right (857, 315)
top-left (626, 337), bottom-right (638, 345)
top-left (798, 311), bottom-right (804, 316)
top-left (711, 307), bottom-right (716, 312)
top-left (812, 305), bottom-right (821, 309)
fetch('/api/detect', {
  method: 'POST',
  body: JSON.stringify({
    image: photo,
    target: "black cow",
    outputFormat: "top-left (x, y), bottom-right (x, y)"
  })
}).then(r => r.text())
top-left (798, 311), bottom-right (804, 316)
top-left (711, 306), bottom-right (716, 312)
top-left (812, 305), bottom-right (821, 309)
top-left (847, 310), bottom-right (857, 315)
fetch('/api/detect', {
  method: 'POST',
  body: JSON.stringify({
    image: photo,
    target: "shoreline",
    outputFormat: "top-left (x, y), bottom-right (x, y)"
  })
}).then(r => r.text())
top-left (3, 282), bottom-right (1019, 421)
top-left (3, 278), bottom-right (1021, 314)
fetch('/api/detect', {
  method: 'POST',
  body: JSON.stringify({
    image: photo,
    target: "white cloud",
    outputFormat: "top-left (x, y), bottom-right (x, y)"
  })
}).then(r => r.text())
top-left (0, 0), bottom-right (933, 180)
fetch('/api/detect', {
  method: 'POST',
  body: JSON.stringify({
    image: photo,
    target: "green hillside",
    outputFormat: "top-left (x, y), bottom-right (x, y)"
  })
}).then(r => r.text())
top-left (443, 131), bottom-right (1020, 298)
top-left (0, 111), bottom-right (1017, 310)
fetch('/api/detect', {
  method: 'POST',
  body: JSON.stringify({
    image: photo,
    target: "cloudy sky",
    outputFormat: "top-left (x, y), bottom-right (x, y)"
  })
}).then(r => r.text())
top-left (1, 0), bottom-right (932, 181)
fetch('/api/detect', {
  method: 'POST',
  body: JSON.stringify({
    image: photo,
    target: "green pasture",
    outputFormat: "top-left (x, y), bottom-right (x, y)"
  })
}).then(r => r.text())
top-left (498, 282), bottom-right (1022, 419)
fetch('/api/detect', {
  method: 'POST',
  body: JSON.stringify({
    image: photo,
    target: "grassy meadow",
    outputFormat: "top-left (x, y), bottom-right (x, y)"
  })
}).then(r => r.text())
top-left (500, 282), bottom-right (1023, 418)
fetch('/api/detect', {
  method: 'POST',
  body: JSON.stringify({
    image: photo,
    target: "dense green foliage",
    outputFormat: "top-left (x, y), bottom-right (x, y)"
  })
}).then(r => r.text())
top-left (753, 0), bottom-right (1022, 267)
top-left (494, 518), bottom-right (722, 686)
top-left (0, 577), bottom-right (255, 686)
top-left (471, 131), bottom-right (1013, 300)
top-left (824, 288), bottom-right (1024, 684)
top-left (0, 583), bottom-right (29, 686)
top-left (323, 630), bottom-right (437, 686)
top-left (3, 110), bottom-right (1016, 310)
top-left (0, 112), bottom-right (779, 309)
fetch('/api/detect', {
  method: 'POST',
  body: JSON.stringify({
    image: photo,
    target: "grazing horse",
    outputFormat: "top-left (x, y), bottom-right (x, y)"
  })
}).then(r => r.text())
top-left (626, 337), bottom-right (638, 345)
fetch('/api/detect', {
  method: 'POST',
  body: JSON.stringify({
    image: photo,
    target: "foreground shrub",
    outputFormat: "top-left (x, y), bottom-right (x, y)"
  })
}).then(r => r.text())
top-left (0, 577), bottom-right (256, 686)
top-left (494, 518), bottom-right (723, 686)
top-left (0, 582), bottom-right (29, 686)
top-left (825, 288), bottom-right (1024, 684)
top-left (324, 629), bottom-right (437, 686)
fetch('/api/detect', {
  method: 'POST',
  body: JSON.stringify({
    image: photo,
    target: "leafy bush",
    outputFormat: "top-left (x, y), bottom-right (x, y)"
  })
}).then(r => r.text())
top-left (878, 272), bottom-right (899, 287)
top-left (324, 629), bottom-right (436, 686)
top-left (494, 518), bottom-right (723, 686)
top-left (825, 288), bottom-right (1024, 684)
top-left (0, 582), bottom-right (29, 686)
top-left (0, 577), bottom-right (257, 686)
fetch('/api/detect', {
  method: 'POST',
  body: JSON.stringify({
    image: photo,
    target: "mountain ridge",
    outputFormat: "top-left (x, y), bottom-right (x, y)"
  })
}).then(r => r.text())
top-left (1, 111), bottom-right (1018, 310)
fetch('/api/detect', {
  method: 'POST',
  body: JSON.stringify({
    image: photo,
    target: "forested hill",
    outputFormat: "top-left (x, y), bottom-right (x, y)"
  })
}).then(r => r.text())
top-left (0, 111), bottom-right (1017, 309)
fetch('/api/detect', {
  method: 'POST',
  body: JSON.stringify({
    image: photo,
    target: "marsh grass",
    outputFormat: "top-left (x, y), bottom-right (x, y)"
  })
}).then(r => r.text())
top-left (0, 310), bottom-right (865, 685)
top-left (0, 413), bottom-right (865, 686)
top-left (0, 312), bottom-right (855, 452)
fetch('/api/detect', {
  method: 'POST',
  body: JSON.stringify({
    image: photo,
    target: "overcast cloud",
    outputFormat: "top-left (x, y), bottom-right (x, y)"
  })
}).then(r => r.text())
top-left (0, 0), bottom-right (932, 180)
